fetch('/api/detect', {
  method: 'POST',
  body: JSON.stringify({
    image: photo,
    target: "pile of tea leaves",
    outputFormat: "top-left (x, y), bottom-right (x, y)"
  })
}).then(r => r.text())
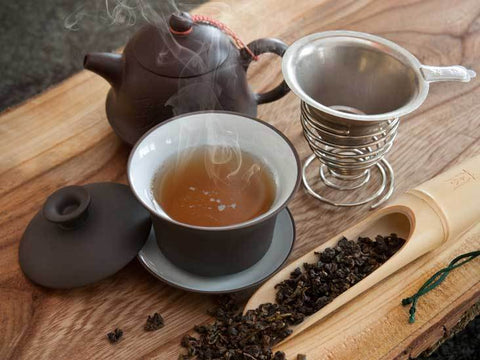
top-left (179, 234), bottom-right (405, 360)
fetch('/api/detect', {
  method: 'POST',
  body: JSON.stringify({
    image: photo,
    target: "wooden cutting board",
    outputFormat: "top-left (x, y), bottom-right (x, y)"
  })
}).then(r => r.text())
top-left (1, 0), bottom-right (479, 359)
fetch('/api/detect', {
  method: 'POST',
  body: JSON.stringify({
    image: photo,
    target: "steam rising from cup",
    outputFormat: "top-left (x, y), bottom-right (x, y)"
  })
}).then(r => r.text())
top-left (70, 2), bottom-right (257, 184)
top-left (171, 115), bottom-right (260, 189)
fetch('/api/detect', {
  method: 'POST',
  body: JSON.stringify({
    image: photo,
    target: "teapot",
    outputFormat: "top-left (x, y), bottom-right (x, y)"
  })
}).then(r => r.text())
top-left (84, 12), bottom-right (290, 145)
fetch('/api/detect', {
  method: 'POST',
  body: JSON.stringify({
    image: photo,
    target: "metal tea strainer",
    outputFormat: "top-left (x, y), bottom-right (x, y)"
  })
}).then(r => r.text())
top-left (282, 31), bottom-right (476, 208)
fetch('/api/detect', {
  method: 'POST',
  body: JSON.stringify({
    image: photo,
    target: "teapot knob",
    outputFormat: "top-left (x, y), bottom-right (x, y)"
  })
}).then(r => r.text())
top-left (169, 12), bottom-right (193, 35)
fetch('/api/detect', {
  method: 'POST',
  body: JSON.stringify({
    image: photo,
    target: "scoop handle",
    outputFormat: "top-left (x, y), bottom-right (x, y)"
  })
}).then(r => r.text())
top-left (408, 154), bottom-right (480, 242)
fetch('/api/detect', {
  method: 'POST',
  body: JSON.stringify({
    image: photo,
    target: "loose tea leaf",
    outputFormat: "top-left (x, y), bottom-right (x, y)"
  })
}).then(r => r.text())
top-left (274, 234), bottom-right (404, 318)
top-left (107, 328), bottom-right (123, 343)
top-left (180, 234), bottom-right (405, 359)
top-left (145, 312), bottom-right (165, 331)
top-left (297, 355), bottom-right (307, 360)
top-left (180, 296), bottom-right (291, 360)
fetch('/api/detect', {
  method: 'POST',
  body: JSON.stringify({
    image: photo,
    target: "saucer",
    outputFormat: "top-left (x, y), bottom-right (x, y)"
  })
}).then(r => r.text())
top-left (137, 208), bottom-right (295, 293)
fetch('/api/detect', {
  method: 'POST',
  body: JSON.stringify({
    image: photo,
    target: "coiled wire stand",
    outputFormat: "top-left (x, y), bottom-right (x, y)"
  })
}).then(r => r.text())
top-left (301, 102), bottom-right (398, 208)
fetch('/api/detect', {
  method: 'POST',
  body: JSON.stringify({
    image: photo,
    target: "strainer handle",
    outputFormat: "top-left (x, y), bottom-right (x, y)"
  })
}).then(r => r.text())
top-left (420, 65), bottom-right (476, 83)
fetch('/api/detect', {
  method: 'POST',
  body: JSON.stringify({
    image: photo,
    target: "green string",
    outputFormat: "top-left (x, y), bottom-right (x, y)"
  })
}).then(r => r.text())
top-left (401, 250), bottom-right (480, 323)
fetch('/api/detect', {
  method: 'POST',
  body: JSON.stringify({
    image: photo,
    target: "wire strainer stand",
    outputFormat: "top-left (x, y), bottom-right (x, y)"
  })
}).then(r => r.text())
top-left (282, 31), bottom-right (475, 208)
top-left (301, 102), bottom-right (398, 208)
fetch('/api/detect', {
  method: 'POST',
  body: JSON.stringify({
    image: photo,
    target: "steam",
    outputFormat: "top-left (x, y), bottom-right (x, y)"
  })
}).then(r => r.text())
top-left (64, 0), bottom-right (180, 30)
top-left (105, 0), bottom-right (139, 26)
top-left (70, 0), bottom-right (258, 188)
top-left (205, 119), bottom-right (243, 182)
top-left (170, 114), bottom-right (262, 193)
top-left (64, 6), bottom-right (91, 31)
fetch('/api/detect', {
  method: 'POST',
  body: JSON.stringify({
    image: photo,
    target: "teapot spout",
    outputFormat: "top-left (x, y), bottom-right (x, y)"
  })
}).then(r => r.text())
top-left (84, 53), bottom-right (123, 88)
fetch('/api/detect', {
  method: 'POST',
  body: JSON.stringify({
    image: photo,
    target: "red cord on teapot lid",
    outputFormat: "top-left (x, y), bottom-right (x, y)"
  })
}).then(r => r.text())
top-left (170, 14), bottom-right (259, 61)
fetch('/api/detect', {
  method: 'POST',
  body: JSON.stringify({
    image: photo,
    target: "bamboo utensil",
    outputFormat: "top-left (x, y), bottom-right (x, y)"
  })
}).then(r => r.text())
top-left (245, 154), bottom-right (480, 343)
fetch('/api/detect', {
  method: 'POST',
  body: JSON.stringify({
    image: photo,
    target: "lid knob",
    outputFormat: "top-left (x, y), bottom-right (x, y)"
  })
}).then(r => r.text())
top-left (169, 12), bottom-right (193, 34)
top-left (42, 185), bottom-right (91, 230)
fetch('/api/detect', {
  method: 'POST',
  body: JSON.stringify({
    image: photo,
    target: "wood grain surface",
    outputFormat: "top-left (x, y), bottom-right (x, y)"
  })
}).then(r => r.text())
top-left (1, 0), bottom-right (479, 359)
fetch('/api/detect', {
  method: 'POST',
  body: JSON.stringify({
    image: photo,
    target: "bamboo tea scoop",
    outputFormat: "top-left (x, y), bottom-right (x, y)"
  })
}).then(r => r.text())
top-left (245, 155), bottom-right (480, 342)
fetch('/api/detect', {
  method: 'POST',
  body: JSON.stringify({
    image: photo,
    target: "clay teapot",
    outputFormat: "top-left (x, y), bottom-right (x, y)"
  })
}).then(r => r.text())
top-left (84, 13), bottom-right (290, 145)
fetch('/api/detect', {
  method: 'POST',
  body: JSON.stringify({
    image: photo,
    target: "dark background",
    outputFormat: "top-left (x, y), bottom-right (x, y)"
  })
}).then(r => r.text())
top-left (0, 0), bottom-right (204, 110)
top-left (0, 1), bottom-right (478, 358)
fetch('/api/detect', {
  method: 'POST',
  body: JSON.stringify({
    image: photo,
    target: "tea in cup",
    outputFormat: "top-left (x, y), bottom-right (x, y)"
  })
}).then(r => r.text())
top-left (128, 111), bottom-right (300, 276)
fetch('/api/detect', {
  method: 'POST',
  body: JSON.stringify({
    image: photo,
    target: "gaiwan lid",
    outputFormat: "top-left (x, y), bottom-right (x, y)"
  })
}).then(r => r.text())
top-left (19, 183), bottom-right (151, 289)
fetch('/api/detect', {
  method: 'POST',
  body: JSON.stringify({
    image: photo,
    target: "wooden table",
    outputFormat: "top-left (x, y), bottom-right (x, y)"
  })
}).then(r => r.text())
top-left (1, 0), bottom-right (479, 359)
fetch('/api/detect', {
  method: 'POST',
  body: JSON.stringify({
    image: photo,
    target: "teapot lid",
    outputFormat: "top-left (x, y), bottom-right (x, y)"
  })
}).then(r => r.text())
top-left (19, 183), bottom-right (151, 289)
top-left (131, 13), bottom-right (233, 78)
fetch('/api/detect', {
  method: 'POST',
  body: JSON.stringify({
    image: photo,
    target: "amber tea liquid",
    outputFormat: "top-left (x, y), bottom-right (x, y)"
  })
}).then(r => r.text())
top-left (153, 146), bottom-right (276, 227)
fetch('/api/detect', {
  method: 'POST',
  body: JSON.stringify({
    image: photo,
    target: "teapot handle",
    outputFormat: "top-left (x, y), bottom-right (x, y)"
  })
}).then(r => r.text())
top-left (244, 38), bottom-right (290, 104)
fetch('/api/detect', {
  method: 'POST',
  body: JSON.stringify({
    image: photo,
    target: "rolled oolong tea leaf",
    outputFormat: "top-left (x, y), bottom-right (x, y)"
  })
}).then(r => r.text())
top-left (107, 328), bottom-right (123, 344)
top-left (274, 234), bottom-right (405, 318)
top-left (145, 312), bottom-right (165, 331)
top-left (180, 296), bottom-right (292, 360)
top-left (180, 234), bottom-right (405, 359)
